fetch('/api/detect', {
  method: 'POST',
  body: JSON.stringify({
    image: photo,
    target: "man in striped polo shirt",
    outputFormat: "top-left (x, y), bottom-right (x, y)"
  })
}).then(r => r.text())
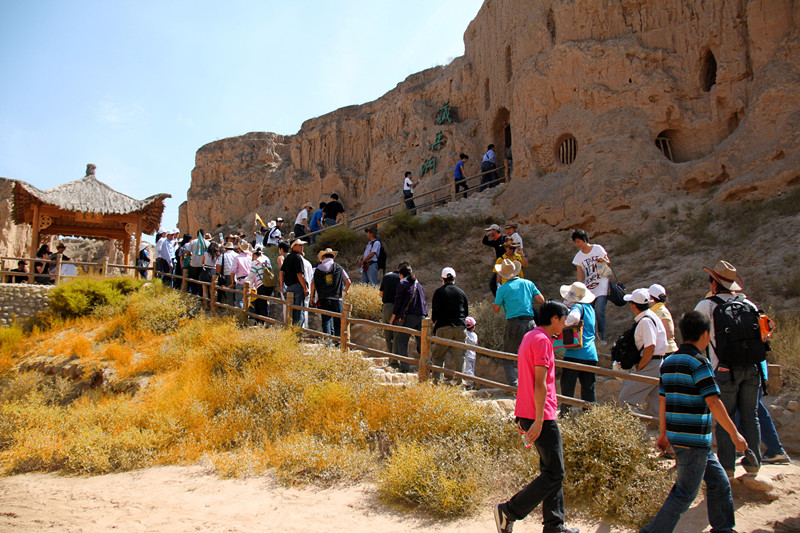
top-left (641, 311), bottom-right (747, 533)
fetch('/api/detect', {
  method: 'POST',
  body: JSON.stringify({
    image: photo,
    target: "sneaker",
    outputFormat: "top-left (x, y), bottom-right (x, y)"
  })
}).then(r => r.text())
top-left (763, 452), bottom-right (790, 464)
top-left (494, 504), bottom-right (514, 533)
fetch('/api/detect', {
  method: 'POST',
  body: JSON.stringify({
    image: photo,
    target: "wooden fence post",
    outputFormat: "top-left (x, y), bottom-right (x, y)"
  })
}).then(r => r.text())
top-left (54, 255), bottom-right (62, 286)
top-left (181, 271), bottom-right (188, 293)
top-left (504, 164), bottom-right (509, 184)
top-left (340, 302), bottom-right (351, 353)
top-left (210, 275), bottom-right (218, 314)
top-left (285, 290), bottom-right (294, 327)
top-left (243, 281), bottom-right (251, 313)
top-left (102, 257), bottom-right (109, 278)
top-left (418, 318), bottom-right (433, 382)
top-left (450, 176), bottom-right (456, 202)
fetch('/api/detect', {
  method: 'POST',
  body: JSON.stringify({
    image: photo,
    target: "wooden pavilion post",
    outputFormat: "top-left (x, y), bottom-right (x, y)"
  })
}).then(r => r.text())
top-left (30, 203), bottom-right (40, 259)
top-left (134, 215), bottom-right (143, 277)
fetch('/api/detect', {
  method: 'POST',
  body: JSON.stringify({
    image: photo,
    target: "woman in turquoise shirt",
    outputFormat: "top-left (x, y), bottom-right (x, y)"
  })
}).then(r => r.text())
top-left (559, 281), bottom-right (597, 417)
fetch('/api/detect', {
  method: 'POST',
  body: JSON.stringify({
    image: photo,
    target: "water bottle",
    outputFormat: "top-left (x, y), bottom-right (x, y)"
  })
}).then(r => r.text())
top-left (521, 434), bottom-right (532, 449)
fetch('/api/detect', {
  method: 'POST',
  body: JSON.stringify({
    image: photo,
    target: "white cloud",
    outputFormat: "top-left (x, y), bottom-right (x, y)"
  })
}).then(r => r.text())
top-left (96, 95), bottom-right (145, 126)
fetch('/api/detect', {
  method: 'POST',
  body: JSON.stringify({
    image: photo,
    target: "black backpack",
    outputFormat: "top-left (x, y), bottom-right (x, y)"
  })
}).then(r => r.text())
top-left (611, 316), bottom-right (656, 370)
top-left (709, 295), bottom-right (767, 367)
top-left (377, 240), bottom-right (387, 271)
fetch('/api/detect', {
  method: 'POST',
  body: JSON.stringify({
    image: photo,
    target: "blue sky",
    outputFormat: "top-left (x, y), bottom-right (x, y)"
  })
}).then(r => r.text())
top-left (0, 0), bottom-right (484, 233)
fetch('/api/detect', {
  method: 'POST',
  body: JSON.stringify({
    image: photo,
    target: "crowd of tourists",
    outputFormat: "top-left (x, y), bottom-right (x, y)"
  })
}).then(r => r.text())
top-left (150, 204), bottom-right (786, 533)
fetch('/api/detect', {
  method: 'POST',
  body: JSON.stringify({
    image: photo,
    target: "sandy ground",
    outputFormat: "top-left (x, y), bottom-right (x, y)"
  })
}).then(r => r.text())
top-left (1, 462), bottom-right (799, 532)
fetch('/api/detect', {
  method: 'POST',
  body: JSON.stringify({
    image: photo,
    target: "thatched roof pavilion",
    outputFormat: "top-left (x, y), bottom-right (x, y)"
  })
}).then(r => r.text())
top-left (12, 164), bottom-right (170, 264)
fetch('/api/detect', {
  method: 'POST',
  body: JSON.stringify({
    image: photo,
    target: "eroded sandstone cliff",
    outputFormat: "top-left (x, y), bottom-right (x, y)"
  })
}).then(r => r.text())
top-left (179, 0), bottom-right (800, 235)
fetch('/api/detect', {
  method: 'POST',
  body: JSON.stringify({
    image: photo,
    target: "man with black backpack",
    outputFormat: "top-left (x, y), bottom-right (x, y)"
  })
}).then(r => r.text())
top-left (695, 260), bottom-right (764, 479)
top-left (616, 288), bottom-right (668, 418)
top-left (357, 226), bottom-right (381, 286)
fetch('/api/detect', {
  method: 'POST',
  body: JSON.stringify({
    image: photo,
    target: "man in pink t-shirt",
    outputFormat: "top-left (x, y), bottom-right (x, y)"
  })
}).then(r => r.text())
top-left (494, 301), bottom-right (580, 533)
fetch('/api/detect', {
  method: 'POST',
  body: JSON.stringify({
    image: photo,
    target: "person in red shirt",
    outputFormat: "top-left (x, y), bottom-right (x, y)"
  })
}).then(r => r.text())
top-left (494, 300), bottom-right (580, 533)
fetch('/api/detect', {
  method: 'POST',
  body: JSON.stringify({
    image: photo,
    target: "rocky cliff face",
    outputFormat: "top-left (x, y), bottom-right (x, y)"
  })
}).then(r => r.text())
top-left (180, 0), bottom-right (800, 235)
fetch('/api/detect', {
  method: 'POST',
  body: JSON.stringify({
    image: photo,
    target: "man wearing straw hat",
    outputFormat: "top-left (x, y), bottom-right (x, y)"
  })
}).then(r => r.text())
top-left (493, 258), bottom-right (545, 387)
top-left (310, 247), bottom-right (351, 337)
top-left (695, 260), bottom-right (764, 478)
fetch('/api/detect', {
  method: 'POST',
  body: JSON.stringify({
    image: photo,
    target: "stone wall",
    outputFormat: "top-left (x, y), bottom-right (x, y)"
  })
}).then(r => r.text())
top-left (0, 283), bottom-right (51, 327)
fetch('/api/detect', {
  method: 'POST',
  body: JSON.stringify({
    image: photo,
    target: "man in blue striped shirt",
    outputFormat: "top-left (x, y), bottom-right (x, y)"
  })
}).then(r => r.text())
top-left (641, 311), bottom-right (747, 533)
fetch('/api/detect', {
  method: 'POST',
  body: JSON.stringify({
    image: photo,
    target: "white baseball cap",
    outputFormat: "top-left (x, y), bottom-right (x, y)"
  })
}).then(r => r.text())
top-left (484, 224), bottom-right (501, 232)
top-left (623, 288), bottom-right (652, 305)
top-left (441, 267), bottom-right (456, 280)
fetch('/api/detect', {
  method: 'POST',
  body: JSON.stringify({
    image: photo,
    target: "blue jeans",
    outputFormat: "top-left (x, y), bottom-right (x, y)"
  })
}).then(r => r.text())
top-left (286, 283), bottom-right (305, 326)
top-left (319, 299), bottom-right (342, 337)
top-left (592, 295), bottom-right (608, 341)
top-left (715, 365), bottom-right (761, 472)
top-left (735, 388), bottom-right (784, 457)
top-left (234, 283), bottom-right (245, 309)
top-left (361, 262), bottom-right (378, 286)
top-left (503, 419), bottom-right (566, 532)
top-left (640, 446), bottom-right (734, 533)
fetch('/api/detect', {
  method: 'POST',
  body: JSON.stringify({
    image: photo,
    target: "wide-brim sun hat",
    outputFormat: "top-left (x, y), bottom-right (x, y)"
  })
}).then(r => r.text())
top-left (702, 260), bottom-right (743, 292)
top-left (494, 258), bottom-right (522, 280)
top-left (291, 239), bottom-right (307, 248)
top-left (623, 288), bottom-right (652, 305)
top-left (224, 242), bottom-right (236, 250)
top-left (238, 241), bottom-right (252, 252)
top-left (317, 248), bottom-right (338, 262)
top-left (560, 281), bottom-right (595, 304)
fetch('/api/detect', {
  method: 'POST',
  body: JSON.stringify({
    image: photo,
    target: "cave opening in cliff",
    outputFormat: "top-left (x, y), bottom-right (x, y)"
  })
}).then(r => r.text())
top-left (701, 48), bottom-right (717, 92)
top-left (655, 131), bottom-right (675, 162)
top-left (557, 135), bottom-right (577, 166)
top-left (492, 108), bottom-right (511, 171)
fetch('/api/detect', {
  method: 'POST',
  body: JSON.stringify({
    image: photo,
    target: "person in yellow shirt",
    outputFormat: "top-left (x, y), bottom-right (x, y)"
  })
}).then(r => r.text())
top-left (494, 237), bottom-right (528, 286)
top-left (648, 284), bottom-right (679, 354)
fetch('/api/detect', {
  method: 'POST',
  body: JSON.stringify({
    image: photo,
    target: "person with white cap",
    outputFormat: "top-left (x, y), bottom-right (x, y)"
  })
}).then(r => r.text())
top-left (694, 260), bottom-right (764, 478)
top-left (558, 281), bottom-right (597, 417)
top-left (648, 284), bottom-right (678, 355)
top-left (618, 288), bottom-right (668, 417)
top-left (266, 218), bottom-right (284, 247)
top-left (493, 258), bottom-right (545, 387)
top-left (279, 238), bottom-right (309, 326)
top-left (430, 267), bottom-right (469, 384)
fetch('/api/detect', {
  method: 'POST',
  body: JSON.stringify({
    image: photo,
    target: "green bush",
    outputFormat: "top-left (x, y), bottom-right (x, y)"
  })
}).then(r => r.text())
top-left (560, 404), bottom-right (672, 528)
top-left (311, 226), bottom-right (361, 259)
top-left (49, 277), bottom-right (145, 318)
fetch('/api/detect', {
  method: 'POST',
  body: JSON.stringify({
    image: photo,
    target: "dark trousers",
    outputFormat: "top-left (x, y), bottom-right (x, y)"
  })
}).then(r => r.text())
top-left (294, 224), bottom-right (306, 238)
top-left (403, 190), bottom-right (416, 213)
top-left (480, 161), bottom-right (497, 191)
top-left (319, 299), bottom-right (343, 337)
top-left (559, 358), bottom-right (597, 416)
top-left (455, 178), bottom-right (469, 198)
top-left (503, 419), bottom-right (566, 532)
top-left (253, 285), bottom-right (273, 321)
top-left (394, 313), bottom-right (423, 372)
top-left (188, 266), bottom-right (203, 295)
top-left (503, 316), bottom-right (536, 387)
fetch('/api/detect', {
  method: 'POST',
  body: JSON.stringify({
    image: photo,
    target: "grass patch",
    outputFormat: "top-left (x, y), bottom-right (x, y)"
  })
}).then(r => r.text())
top-left (48, 277), bottom-right (145, 319)
top-left (344, 283), bottom-right (382, 321)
